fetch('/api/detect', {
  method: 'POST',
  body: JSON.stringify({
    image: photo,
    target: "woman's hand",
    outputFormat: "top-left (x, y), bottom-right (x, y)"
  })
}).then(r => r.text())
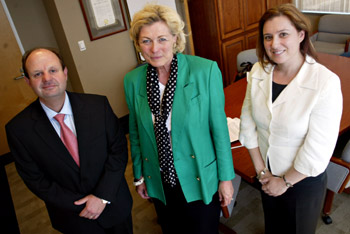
top-left (136, 183), bottom-right (150, 199)
top-left (260, 169), bottom-right (306, 197)
top-left (218, 180), bottom-right (234, 207)
top-left (260, 176), bottom-right (287, 197)
top-left (258, 170), bottom-right (273, 184)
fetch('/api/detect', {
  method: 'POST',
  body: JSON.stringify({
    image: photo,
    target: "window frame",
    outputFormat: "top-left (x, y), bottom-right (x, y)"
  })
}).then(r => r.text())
top-left (294, 0), bottom-right (350, 15)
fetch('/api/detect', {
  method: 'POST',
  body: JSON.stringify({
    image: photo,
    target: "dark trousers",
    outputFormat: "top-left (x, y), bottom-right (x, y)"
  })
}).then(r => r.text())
top-left (153, 182), bottom-right (221, 234)
top-left (60, 212), bottom-right (133, 234)
top-left (261, 172), bottom-right (327, 234)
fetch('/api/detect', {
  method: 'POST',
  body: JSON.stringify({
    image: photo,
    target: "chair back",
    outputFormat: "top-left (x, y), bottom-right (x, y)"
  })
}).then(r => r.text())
top-left (236, 49), bottom-right (258, 72)
top-left (312, 15), bottom-right (350, 55)
top-left (317, 15), bottom-right (350, 44)
top-left (341, 140), bottom-right (350, 163)
top-left (318, 15), bottom-right (350, 35)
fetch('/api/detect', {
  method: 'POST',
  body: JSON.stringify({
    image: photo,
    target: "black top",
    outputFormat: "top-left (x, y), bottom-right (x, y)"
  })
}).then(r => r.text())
top-left (272, 81), bottom-right (287, 102)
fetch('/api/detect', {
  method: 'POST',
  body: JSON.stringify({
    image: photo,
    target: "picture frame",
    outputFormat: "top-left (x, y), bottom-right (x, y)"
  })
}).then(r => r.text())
top-left (79, 0), bottom-right (127, 41)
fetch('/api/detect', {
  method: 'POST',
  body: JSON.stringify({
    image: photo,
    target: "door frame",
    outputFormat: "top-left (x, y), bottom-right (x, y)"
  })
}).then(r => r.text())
top-left (1, 0), bottom-right (24, 54)
top-left (0, 1), bottom-right (24, 233)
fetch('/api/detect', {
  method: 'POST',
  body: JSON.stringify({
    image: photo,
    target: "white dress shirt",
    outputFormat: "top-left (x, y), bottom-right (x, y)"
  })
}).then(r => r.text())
top-left (40, 92), bottom-right (77, 137)
top-left (151, 81), bottom-right (172, 131)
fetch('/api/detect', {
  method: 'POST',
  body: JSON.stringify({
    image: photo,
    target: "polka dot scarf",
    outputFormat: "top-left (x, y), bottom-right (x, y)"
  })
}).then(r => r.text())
top-left (146, 54), bottom-right (178, 187)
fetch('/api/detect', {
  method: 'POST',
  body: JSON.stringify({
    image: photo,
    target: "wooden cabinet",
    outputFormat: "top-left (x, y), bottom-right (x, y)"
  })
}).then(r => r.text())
top-left (267, 0), bottom-right (292, 8)
top-left (187, 0), bottom-right (291, 86)
top-left (222, 36), bottom-right (245, 83)
top-left (217, 0), bottom-right (244, 40)
top-left (243, 0), bottom-right (266, 31)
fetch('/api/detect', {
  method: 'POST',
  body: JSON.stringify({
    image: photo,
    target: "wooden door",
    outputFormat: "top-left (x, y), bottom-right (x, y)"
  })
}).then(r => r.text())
top-left (0, 3), bottom-right (36, 156)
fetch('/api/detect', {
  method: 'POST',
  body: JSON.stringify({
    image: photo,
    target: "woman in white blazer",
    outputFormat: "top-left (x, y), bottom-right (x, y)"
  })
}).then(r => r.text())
top-left (239, 4), bottom-right (342, 234)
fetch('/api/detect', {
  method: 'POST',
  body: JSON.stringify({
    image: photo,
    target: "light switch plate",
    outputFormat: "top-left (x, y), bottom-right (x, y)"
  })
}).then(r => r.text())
top-left (78, 40), bottom-right (86, 51)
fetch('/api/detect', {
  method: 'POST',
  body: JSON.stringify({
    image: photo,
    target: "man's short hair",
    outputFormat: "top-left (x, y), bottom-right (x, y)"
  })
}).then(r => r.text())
top-left (22, 47), bottom-right (66, 78)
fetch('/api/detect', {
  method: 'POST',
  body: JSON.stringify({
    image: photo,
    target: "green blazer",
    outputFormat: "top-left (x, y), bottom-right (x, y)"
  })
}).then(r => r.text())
top-left (124, 53), bottom-right (235, 204)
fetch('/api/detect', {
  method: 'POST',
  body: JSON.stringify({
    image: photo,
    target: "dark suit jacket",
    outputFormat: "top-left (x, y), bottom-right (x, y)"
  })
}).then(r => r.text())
top-left (5, 92), bottom-right (132, 232)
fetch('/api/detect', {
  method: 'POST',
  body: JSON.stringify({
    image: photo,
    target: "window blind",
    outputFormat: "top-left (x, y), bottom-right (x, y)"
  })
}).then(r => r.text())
top-left (295, 0), bottom-right (350, 14)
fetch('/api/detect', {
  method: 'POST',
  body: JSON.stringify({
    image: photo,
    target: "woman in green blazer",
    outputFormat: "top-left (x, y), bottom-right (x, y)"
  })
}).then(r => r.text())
top-left (124, 4), bottom-right (235, 233)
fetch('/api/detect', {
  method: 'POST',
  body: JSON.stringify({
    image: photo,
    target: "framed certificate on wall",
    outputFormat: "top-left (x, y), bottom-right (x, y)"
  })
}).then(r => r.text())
top-left (79, 0), bottom-right (127, 40)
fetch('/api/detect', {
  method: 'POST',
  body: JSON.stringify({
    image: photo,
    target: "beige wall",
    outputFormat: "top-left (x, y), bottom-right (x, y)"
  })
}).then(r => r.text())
top-left (305, 13), bottom-right (323, 33)
top-left (6, 0), bottom-right (194, 117)
top-left (44, 0), bottom-right (137, 117)
top-left (5, 0), bottom-right (58, 50)
top-left (7, 0), bottom-right (137, 117)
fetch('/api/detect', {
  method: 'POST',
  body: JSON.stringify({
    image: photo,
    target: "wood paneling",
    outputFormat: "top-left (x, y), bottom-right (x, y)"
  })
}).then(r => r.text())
top-left (188, 0), bottom-right (291, 86)
top-left (244, 0), bottom-right (265, 31)
top-left (187, 0), bottom-right (222, 69)
top-left (245, 31), bottom-right (259, 49)
top-left (267, 0), bottom-right (292, 9)
top-left (218, 0), bottom-right (244, 39)
top-left (222, 37), bottom-right (245, 85)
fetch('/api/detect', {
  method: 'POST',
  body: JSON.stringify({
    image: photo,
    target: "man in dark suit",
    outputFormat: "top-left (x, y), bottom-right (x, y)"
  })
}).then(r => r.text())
top-left (5, 48), bottom-right (133, 234)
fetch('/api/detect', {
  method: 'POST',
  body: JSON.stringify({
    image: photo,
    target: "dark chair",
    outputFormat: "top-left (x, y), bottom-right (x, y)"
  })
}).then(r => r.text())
top-left (323, 139), bottom-right (350, 224)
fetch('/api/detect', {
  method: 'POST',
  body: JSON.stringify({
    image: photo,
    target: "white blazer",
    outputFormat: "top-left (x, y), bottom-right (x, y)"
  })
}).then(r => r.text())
top-left (239, 56), bottom-right (343, 177)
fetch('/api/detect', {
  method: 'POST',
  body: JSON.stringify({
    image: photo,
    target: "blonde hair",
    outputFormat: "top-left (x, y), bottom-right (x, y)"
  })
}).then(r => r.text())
top-left (257, 3), bottom-right (317, 68)
top-left (129, 4), bottom-right (186, 53)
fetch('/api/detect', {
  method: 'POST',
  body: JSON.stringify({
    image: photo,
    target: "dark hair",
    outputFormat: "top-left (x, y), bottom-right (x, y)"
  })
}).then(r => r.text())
top-left (256, 3), bottom-right (317, 68)
top-left (22, 47), bottom-right (65, 78)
